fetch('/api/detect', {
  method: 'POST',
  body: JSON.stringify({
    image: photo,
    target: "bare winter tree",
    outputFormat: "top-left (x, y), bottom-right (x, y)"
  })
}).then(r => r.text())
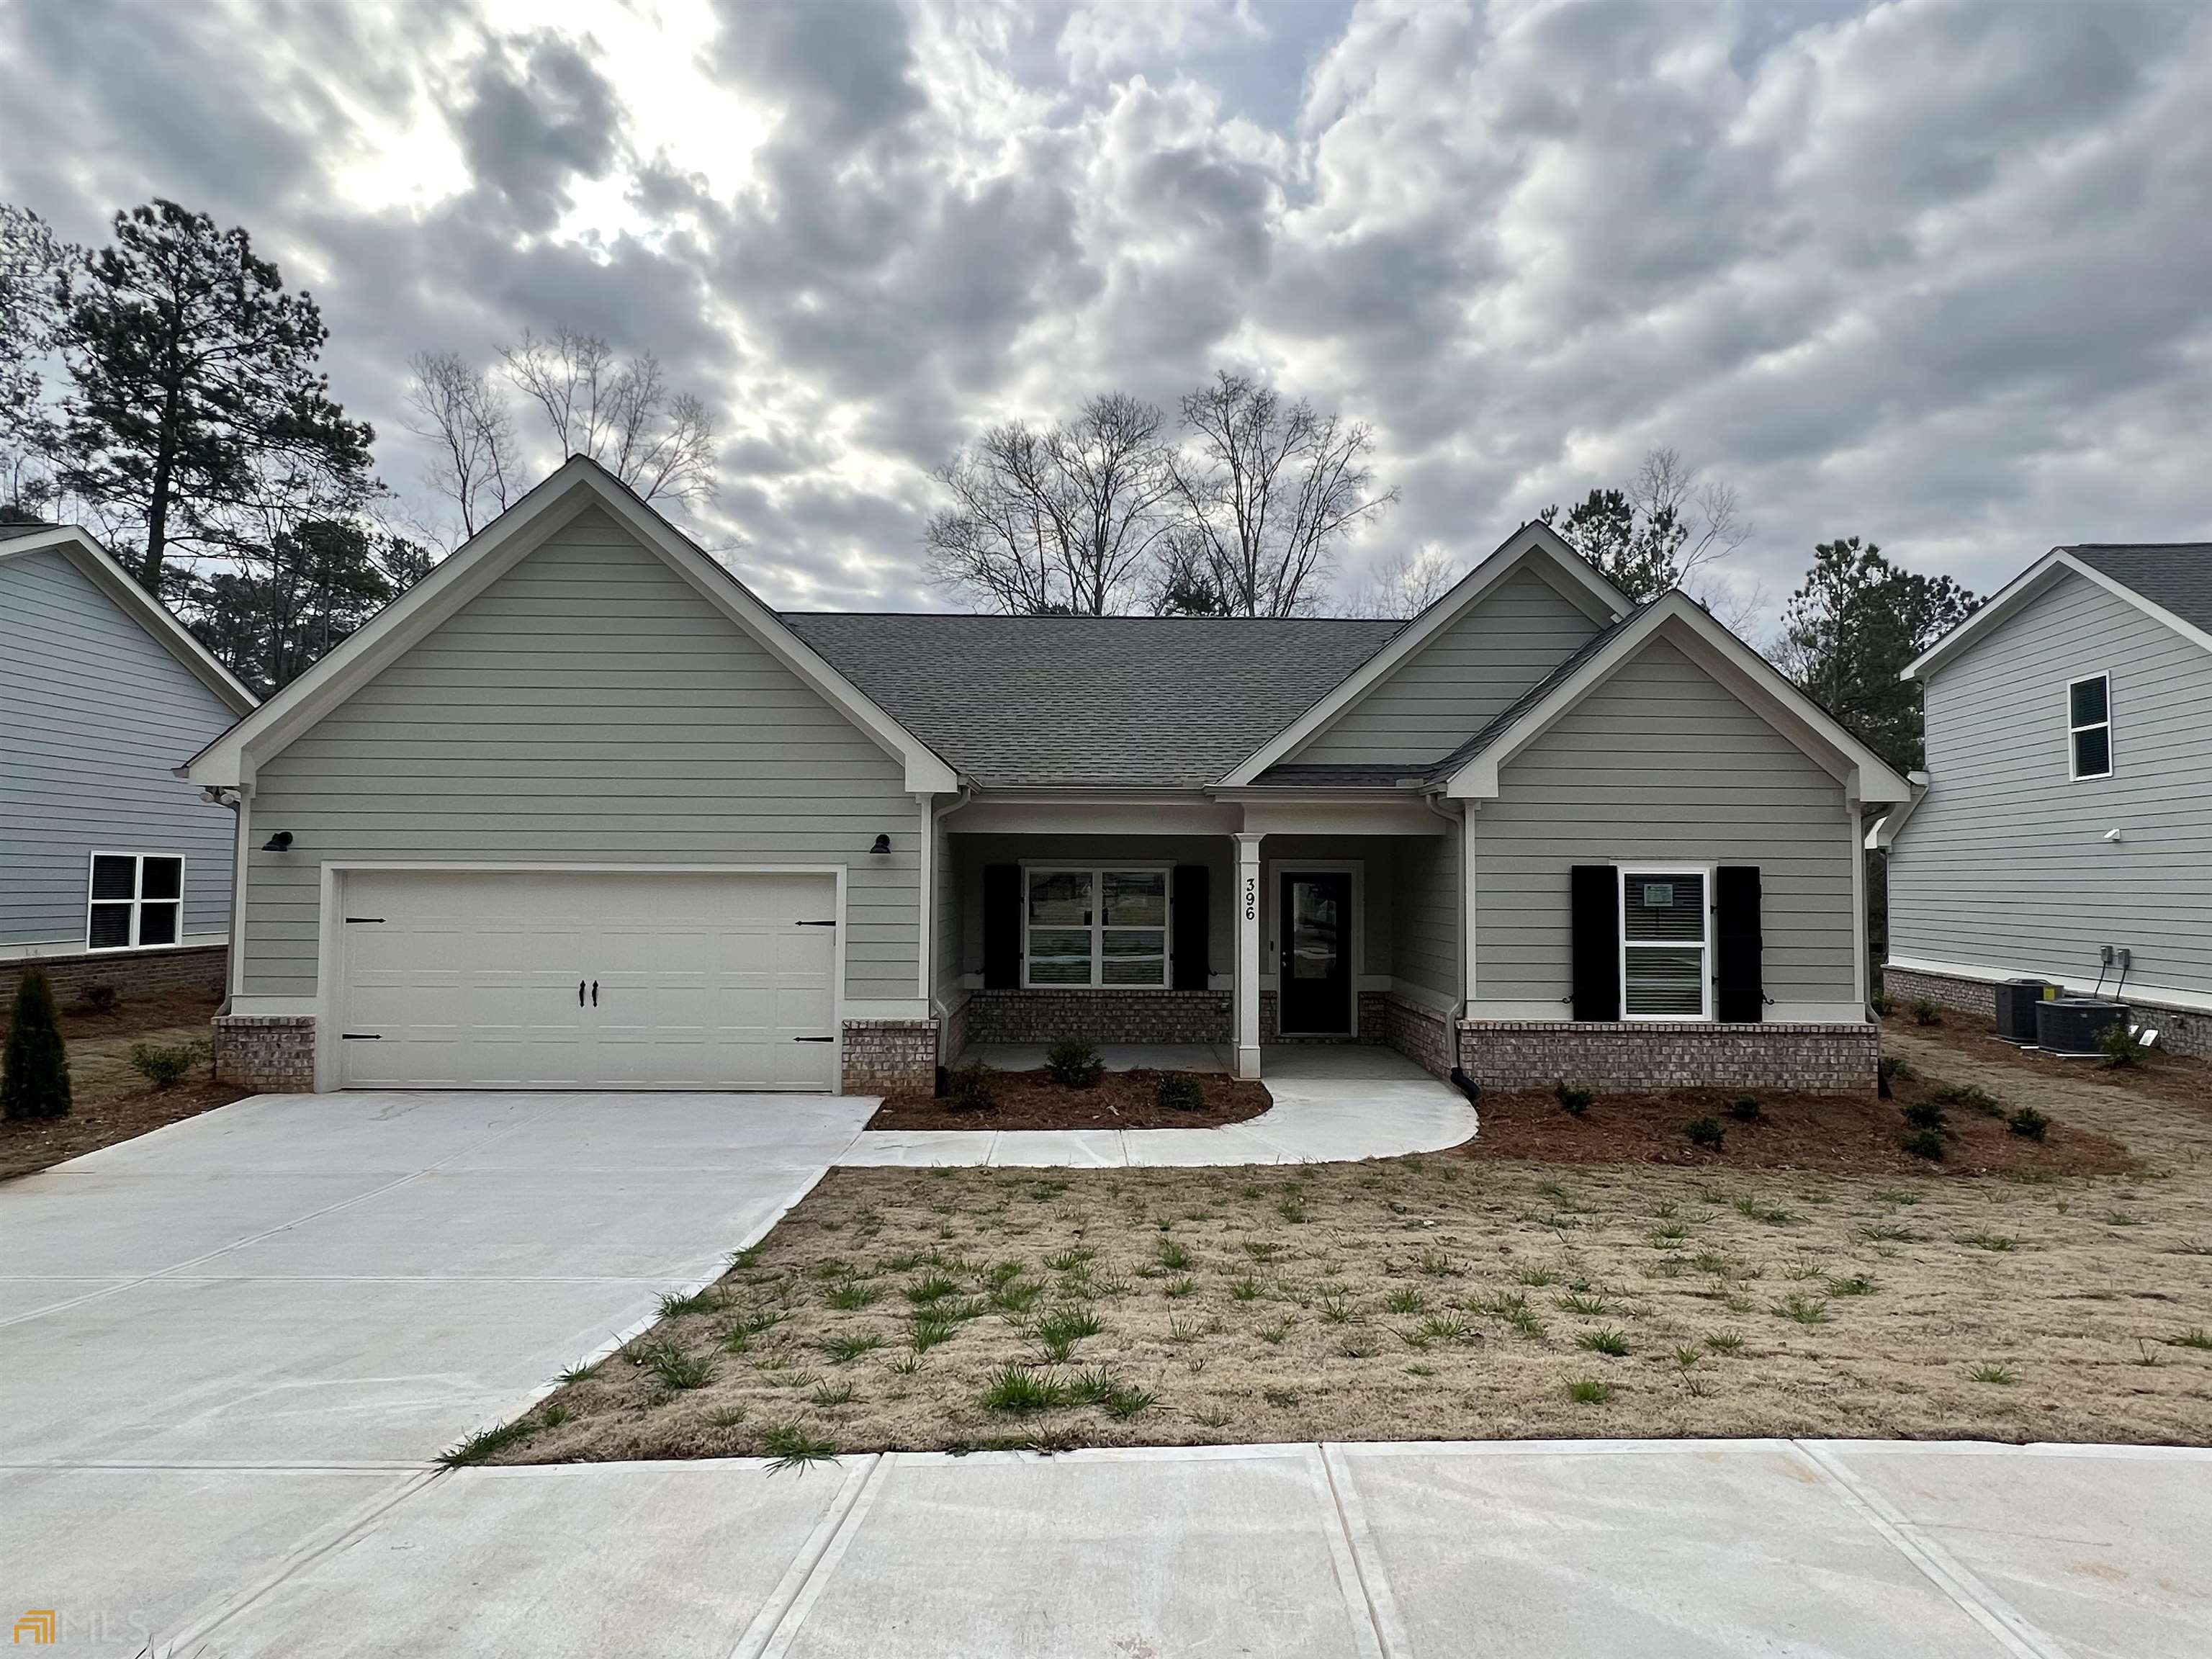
top-left (400, 351), bottom-right (517, 541)
top-left (1169, 371), bottom-right (1397, 617)
top-left (1342, 544), bottom-right (1463, 619)
top-left (1634, 444), bottom-right (1748, 593)
top-left (925, 392), bottom-right (1177, 615)
top-left (498, 326), bottom-right (718, 508)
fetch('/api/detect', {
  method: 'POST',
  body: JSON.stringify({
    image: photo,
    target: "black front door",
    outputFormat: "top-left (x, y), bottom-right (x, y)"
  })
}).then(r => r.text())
top-left (1278, 871), bottom-right (1352, 1034)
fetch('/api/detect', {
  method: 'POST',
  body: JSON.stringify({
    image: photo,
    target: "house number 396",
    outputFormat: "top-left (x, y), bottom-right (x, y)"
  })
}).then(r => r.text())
top-left (1243, 876), bottom-right (1257, 921)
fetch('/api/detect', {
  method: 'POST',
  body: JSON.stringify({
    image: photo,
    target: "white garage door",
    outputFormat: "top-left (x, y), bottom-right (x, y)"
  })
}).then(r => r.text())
top-left (336, 870), bottom-right (838, 1090)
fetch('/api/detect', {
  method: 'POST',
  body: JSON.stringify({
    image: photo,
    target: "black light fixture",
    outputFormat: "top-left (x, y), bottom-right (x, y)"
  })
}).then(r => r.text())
top-left (261, 830), bottom-right (294, 852)
top-left (870, 833), bottom-right (892, 855)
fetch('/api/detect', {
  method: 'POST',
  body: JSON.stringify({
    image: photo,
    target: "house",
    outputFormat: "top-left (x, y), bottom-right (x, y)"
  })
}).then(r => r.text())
top-left (1878, 542), bottom-right (2212, 1056)
top-left (185, 458), bottom-right (1909, 1097)
top-left (1, 524), bottom-right (256, 1006)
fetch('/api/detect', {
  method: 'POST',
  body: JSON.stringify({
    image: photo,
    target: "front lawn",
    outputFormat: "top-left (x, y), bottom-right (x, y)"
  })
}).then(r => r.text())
top-left (485, 1039), bottom-right (2212, 1465)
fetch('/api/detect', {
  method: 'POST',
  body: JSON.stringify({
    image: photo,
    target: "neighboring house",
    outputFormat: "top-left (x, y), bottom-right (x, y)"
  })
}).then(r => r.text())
top-left (1, 523), bottom-right (257, 1004)
top-left (1879, 542), bottom-right (2212, 1056)
top-left (186, 459), bottom-right (1909, 1097)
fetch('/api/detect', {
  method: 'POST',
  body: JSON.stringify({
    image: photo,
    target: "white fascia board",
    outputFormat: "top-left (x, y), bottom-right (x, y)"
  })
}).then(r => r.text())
top-left (2, 526), bottom-right (258, 714)
top-left (1902, 551), bottom-right (2212, 683)
top-left (184, 459), bottom-right (957, 793)
top-left (1865, 771), bottom-right (1930, 850)
top-left (1213, 522), bottom-right (1632, 787)
top-left (1443, 593), bottom-right (1915, 806)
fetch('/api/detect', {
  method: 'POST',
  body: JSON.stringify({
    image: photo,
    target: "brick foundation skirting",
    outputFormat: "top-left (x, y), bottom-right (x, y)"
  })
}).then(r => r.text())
top-left (962, 989), bottom-right (1231, 1046)
top-left (213, 1014), bottom-right (316, 1094)
top-left (1884, 965), bottom-right (2212, 1060)
top-left (2, 945), bottom-right (227, 1009)
top-left (841, 1019), bottom-right (937, 1093)
top-left (1383, 994), bottom-right (1455, 1081)
top-left (1459, 1020), bottom-right (1879, 1094)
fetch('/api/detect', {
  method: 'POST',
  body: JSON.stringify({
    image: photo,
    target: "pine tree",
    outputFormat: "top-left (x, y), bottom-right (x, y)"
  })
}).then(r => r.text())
top-left (2, 966), bottom-right (72, 1120)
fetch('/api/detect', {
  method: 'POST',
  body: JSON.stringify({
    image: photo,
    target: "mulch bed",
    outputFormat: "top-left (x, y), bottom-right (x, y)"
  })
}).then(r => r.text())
top-left (868, 1068), bottom-right (1271, 1131)
top-left (1457, 1076), bottom-right (2135, 1178)
top-left (1882, 1011), bottom-right (2212, 1114)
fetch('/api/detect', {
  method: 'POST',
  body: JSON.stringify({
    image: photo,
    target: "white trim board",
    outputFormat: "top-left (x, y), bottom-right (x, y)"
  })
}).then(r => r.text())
top-left (1215, 522), bottom-right (1631, 786)
top-left (0, 932), bottom-right (227, 965)
top-left (1442, 592), bottom-right (1915, 807)
top-left (184, 457), bottom-right (957, 794)
top-left (1903, 549), bottom-right (2212, 682)
top-left (1, 525), bottom-right (257, 713)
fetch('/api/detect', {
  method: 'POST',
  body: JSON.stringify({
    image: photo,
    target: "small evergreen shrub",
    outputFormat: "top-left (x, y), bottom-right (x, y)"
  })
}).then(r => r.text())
top-left (1869, 990), bottom-right (1894, 1017)
top-left (945, 1061), bottom-right (996, 1112)
top-left (1555, 1081), bottom-right (1593, 1116)
top-left (1155, 1072), bottom-right (1206, 1112)
top-left (1900, 1128), bottom-right (1947, 1161)
top-left (70, 982), bottom-right (120, 1017)
top-left (1684, 1118), bottom-right (1726, 1149)
top-left (1046, 1035), bottom-right (1105, 1088)
top-left (1910, 999), bottom-right (1942, 1026)
top-left (2007, 1106), bottom-right (2050, 1141)
top-left (1725, 1096), bottom-right (1763, 1123)
top-left (2097, 1023), bottom-right (2146, 1069)
top-left (2, 966), bottom-right (72, 1120)
top-left (1930, 1082), bottom-right (2005, 1117)
top-left (1902, 1100), bottom-right (1949, 1134)
top-left (130, 1040), bottom-right (210, 1090)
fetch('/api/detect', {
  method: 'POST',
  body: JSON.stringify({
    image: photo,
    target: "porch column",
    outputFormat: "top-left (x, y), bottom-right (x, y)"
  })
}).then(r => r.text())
top-left (1233, 832), bottom-right (1264, 1079)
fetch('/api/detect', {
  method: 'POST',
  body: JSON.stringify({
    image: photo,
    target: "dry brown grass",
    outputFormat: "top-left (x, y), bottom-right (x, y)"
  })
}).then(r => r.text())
top-left (495, 1032), bottom-right (2212, 1465)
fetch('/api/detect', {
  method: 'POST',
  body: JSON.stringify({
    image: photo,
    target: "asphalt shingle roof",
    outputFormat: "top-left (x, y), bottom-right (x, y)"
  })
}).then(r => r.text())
top-left (783, 613), bottom-right (1403, 788)
top-left (0, 523), bottom-right (53, 542)
top-left (1416, 607), bottom-right (1648, 784)
top-left (2062, 543), bottom-right (2212, 632)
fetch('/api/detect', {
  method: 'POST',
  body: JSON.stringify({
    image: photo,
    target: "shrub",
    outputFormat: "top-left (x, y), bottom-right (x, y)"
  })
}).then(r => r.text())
top-left (1901, 1100), bottom-right (1949, 1134)
top-left (2, 966), bottom-right (71, 1120)
top-left (1155, 1071), bottom-right (1205, 1112)
top-left (945, 1061), bottom-right (996, 1112)
top-left (1725, 1097), bottom-right (1763, 1123)
top-left (1046, 1035), bottom-right (1104, 1089)
top-left (70, 982), bottom-right (120, 1017)
top-left (130, 1040), bottom-right (210, 1091)
top-left (1684, 1118), bottom-right (1727, 1149)
top-left (1930, 1083), bottom-right (2003, 1117)
top-left (2098, 1023), bottom-right (2147, 1069)
top-left (2007, 1106), bottom-right (2050, 1141)
top-left (1869, 990), bottom-right (1894, 1017)
top-left (1900, 1128), bottom-right (1947, 1161)
top-left (1910, 999), bottom-right (1942, 1026)
top-left (1555, 1080), bottom-right (1593, 1116)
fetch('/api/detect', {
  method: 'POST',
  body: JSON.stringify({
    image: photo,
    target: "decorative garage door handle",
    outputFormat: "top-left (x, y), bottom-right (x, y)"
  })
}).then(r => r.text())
top-left (592, 980), bottom-right (599, 1006)
top-left (578, 979), bottom-right (585, 1007)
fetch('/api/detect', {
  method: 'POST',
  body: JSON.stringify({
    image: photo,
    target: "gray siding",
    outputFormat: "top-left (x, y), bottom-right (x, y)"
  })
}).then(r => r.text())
top-left (1891, 571), bottom-right (2212, 997)
top-left (1295, 567), bottom-right (1603, 765)
top-left (1390, 831), bottom-right (1460, 1000)
top-left (241, 506), bottom-right (921, 1002)
top-left (1, 549), bottom-right (238, 950)
top-left (1473, 637), bottom-right (1856, 1008)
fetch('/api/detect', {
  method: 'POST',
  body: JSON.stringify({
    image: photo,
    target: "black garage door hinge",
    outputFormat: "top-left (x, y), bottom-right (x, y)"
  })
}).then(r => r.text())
top-left (796, 920), bottom-right (837, 927)
top-left (339, 1033), bottom-right (382, 1040)
top-left (343, 917), bottom-right (385, 924)
top-left (793, 1035), bottom-right (835, 1043)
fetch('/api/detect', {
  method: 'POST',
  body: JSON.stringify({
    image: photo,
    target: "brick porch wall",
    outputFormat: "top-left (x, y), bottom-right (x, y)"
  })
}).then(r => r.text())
top-left (1884, 964), bottom-right (2212, 1060)
top-left (3, 945), bottom-right (227, 1008)
top-left (961, 989), bottom-right (1231, 1046)
top-left (841, 1019), bottom-right (938, 1093)
top-left (1383, 994), bottom-right (1455, 1081)
top-left (1459, 1020), bottom-right (1879, 1094)
top-left (212, 1014), bottom-right (316, 1093)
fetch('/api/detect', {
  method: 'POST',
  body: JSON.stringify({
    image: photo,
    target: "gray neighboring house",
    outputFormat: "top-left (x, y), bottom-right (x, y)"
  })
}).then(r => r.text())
top-left (1879, 542), bottom-right (2212, 1056)
top-left (1, 523), bottom-right (256, 1003)
top-left (186, 459), bottom-right (1909, 1097)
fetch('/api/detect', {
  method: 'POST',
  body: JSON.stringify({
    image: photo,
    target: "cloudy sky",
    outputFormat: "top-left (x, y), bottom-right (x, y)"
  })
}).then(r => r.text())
top-left (4, 0), bottom-right (2208, 626)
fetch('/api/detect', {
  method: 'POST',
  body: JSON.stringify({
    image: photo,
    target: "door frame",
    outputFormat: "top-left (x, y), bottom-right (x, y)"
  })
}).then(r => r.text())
top-left (1265, 859), bottom-right (1363, 1037)
top-left (320, 862), bottom-right (848, 1092)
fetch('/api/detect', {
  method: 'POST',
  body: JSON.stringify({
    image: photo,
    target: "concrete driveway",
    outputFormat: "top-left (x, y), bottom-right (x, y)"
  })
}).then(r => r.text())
top-left (0, 1089), bottom-right (874, 1653)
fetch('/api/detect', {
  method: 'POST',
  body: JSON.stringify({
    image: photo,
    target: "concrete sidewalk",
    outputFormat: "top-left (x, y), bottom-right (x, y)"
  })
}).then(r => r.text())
top-left (158, 1439), bottom-right (2211, 1658)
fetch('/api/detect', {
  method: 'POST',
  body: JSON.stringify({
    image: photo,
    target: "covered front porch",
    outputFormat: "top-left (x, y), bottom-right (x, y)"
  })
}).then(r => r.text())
top-left (930, 794), bottom-right (1467, 1084)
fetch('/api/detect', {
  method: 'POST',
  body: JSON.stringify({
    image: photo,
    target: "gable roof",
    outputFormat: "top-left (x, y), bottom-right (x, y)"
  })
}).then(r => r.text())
top-left (0, 525), bottom-right (257, 714)
top-left (787, 614), bottom-right (1401, 788)
top-left (1439, 590), bottom-right (1915, 806)
top-left (1213, 522), bottom-right (1632, 787)
top-left (1905, 543), bottom-right (2212, 680)
top-left (184, 457), bottom-right (956, 792)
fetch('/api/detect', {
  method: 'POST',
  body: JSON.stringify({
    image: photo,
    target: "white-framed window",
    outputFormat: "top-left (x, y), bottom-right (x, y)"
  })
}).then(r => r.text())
top-left (86, 852), bottom-right (185, 952)
top-left (1618, 866), bottom-right (1710, 1020)
top-left (1022, 865), bottom-right (1170, 988)
top-left (2067, 673), bottom-right (2113, 781)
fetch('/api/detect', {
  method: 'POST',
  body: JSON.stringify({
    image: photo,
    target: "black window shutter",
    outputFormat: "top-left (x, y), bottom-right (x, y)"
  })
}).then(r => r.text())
top-left (1172, 866), bottom-right (1209, 991)
top-left (982, 864), bottom-right (1021, 989)
top-left (1715, 865), bottom-right (1763, 1022)
top-left (1570, 865), bottom-right (1620, 1021)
